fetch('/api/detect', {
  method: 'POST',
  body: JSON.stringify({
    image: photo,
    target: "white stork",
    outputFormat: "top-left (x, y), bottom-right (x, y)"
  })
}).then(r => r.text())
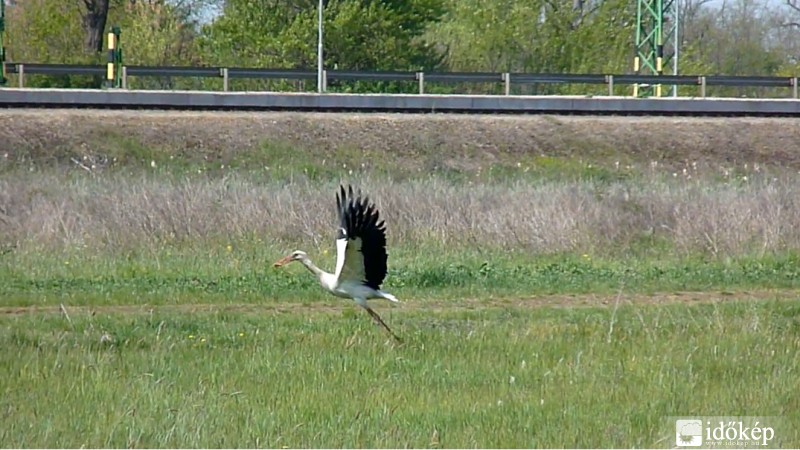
top-left (273, 185), bottom-right (401, 341)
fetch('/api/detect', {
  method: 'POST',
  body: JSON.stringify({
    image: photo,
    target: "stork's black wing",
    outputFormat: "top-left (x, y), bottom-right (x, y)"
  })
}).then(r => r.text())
top-left (333, 185), bottom-right (388, 290)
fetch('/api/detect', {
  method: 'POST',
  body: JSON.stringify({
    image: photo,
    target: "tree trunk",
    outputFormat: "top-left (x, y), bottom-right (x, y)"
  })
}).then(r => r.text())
top-left (82, 0), bottom-right (110, 54)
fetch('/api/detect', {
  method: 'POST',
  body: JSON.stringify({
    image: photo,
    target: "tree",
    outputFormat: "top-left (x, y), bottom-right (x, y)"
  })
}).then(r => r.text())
top-left (4, 0), bottom-right (84, 63)
top-left (4, 0), bottom-right (204, 88)
top-left (784, 0), bottom-right (800, 28)
top-left (673, 0), bottom-right (789, 96)
top-left (114, 1), bottom-right (198, 86)
top-left (682, 0), bottom-right (782, 75)
top-left (198, 0), bottom-right (445, 91)
top-left (81, 0), bottom-right (110, 54)
top-left (425, 0), bottom-right (633, 93)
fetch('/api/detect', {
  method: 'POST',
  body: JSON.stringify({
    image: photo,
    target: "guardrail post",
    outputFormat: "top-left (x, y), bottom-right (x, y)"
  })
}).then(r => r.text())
top-left (322, 69), bottom-right (327, 92)
top-left (417, 72), bottom-right (424, 94)
top-left (121, 66), bottom-right (128, 89)
top-left (502, 73), bottom-right (510, 96)
top-left (699, 76), bottom-right (706, 98)
top-left (792, 77), bottom-right (798, 99)
top-left (606, 75), bottom-right (614, 96)
top-left (221, 68), bottom-right (229, 92)
top-left (17, 63), bottom-right (23, 88)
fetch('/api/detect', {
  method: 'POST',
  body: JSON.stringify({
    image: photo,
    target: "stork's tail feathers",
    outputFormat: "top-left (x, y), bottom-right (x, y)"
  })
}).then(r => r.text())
top-left (378, 290), bottom-right (400, 303)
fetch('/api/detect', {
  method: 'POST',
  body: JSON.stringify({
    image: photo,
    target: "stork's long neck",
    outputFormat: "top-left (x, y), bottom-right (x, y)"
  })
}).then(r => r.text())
top-left (299, 255), bottom-right (325, 279)
top-left (299, 255), bottom-right (337, 292)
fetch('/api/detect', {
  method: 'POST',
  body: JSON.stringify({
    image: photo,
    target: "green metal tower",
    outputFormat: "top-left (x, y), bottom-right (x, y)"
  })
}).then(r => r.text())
top-left (634, 0), bottom-right (677, 97)
top-left (1, 0), bottom-right (6, 86)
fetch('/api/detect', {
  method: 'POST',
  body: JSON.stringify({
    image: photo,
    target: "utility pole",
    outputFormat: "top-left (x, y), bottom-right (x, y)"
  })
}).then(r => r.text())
top-left (317, 0), bottom-right (324, 93)
top-left (633, 0), bottom-right (678, 97)
top-left (1, 0), bottom-right (6, 86)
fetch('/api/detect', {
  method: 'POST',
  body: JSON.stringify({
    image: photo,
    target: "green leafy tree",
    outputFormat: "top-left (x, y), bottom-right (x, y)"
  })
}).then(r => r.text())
top-left (5, 0), bottom-right (84, 63)
top-left (677, 0), bottom-right (785, 96)
top-left (426, 0), bottom-right (634, 94)
top-left (4, 0), bottom-right (96, 86)
top-left (4, 0), bottom-right (205, 88)
top-left (198, 0), bottom-right (445, 92)
top-left (109, 0), bottom-right (205, 88)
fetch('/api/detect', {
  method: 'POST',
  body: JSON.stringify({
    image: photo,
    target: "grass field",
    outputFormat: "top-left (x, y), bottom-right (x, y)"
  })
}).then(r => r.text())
top-left (1, 111), bottom-right (799, 448)
top-left (2, 300), bottom-right (798, 448)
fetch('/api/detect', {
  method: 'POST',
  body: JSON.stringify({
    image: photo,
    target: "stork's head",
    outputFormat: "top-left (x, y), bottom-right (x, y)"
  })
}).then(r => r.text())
top-left (273, 250), bottom-right (307, 268)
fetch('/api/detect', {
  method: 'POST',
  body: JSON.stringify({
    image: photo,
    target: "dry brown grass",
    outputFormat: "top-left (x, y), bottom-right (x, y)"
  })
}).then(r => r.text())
top-left (3, 110), bottom-right (800, 173)
top-left (2, 171), bottom-right (800, 259)
top-left (3, 110), bottom-right (800, 259)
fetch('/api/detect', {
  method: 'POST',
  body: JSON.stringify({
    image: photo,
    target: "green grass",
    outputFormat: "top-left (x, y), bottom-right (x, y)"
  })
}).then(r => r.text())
top-left (1, 301), bottom-right (798, 447)
top-left (3, 246), bottom-right (800, 308)
top-left (3, 132), bottom-right (654, 185)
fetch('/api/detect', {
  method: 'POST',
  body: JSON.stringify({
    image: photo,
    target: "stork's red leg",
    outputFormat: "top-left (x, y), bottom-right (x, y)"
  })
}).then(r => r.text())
top-left (365, 306), bottom-right (402, 342)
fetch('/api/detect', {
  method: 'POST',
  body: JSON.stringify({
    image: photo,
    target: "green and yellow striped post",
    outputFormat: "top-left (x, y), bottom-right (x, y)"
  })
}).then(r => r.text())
top-left (106, 26), bottom-right (122, 88)
top-left (655, 35), bottom-right (663, 97)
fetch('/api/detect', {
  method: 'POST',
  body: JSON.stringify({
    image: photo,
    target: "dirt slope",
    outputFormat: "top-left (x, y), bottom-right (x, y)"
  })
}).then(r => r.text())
top-left (2, 110), bottom-right (800, 171)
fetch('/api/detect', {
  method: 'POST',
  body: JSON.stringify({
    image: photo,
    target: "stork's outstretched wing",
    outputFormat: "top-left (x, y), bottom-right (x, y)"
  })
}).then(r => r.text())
top-left (334, 185), bottom-right (388, 290)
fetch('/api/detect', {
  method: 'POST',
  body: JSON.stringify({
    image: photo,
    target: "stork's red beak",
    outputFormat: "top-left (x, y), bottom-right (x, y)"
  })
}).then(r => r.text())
top-left (273, 254), bottom-right (294, 268)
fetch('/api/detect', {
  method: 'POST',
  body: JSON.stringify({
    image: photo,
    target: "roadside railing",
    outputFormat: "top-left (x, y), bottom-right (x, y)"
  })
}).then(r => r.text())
top-left (2, 63), bottom-right (799, 98)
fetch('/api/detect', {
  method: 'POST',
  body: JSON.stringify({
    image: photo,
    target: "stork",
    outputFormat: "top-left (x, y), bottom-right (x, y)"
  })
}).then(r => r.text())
top-left (273, 185), bottom-right (401, 341)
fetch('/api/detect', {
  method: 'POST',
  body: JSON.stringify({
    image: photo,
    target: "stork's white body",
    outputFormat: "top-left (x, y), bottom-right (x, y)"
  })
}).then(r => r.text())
top-left (302, 243), bottom-right (399, 307)
top-left (321, 274), bottom-right (398, 305)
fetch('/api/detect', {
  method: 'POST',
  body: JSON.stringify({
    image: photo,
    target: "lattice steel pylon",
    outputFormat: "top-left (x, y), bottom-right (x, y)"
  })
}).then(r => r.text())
top-left (634, 0), bottom-right (678, 97)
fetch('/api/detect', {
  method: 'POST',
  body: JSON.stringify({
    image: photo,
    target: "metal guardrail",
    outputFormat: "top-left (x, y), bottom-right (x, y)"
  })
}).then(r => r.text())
top-left (2, 63), bottom-right (799, 98)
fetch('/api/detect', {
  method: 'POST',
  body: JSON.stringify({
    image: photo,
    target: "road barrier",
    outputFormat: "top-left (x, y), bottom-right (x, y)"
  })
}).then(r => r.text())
top-left (2, 63), bottom-right (798, 99)
top-left (3, 88), bottom-right (800, 116)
